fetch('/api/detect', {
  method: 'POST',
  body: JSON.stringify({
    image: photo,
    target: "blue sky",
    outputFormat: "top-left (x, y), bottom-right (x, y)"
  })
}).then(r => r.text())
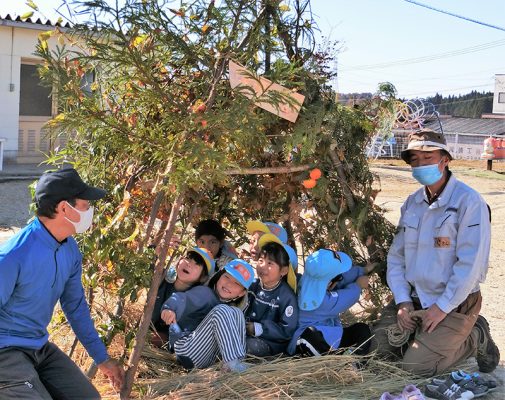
top-left (2, 0), bottom-right (505, 98)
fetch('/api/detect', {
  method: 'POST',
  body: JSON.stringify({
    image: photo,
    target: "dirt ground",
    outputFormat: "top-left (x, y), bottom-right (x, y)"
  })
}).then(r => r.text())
top-left (1, 160), bottom-right (504, 398)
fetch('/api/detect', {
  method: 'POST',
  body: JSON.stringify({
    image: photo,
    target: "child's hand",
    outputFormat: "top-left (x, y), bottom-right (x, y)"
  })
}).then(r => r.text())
top-left (356, 275), bottom-right (369, 289)
top-left (364, 261), bottom-right (379, 274)
top-left (161, 309), bottom-right (177, 325)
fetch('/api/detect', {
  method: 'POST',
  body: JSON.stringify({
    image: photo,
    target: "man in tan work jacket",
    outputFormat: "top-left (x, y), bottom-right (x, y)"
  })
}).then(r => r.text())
top-left (372, 129), bottom-right (500, 377)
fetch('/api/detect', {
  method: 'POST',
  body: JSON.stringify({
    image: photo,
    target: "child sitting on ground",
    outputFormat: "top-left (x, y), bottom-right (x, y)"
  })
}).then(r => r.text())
top-left (151, 247), bottom-right (215, 346)
top-left (287, 249), bottom-right (371, 357)
top-left (195, 219), bottom-right (237, 270)
top-left (245, 233), bottom-right (299, 356)
top-left (160, 259), bottom-right (254, 372)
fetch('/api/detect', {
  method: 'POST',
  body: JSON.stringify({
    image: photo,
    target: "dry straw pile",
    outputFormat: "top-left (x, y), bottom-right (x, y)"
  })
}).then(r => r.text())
top-left (138, 346), bottom-right (425, 399)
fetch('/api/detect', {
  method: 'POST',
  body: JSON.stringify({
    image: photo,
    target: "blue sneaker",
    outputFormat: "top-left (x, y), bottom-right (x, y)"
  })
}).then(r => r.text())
top-left (450, 371), bottom-right (489, 398)
top-left (451, 370), bottom-right (496, 394)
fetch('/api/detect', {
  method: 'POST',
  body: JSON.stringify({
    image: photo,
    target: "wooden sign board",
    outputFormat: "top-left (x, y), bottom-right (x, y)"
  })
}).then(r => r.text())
top-left (229, 60), bottom-right (304, 123)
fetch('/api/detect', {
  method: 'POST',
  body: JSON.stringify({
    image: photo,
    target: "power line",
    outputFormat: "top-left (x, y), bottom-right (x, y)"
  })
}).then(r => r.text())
top-left (340, 39), bottom-right (505, 71)
top-left (403, 0), bottom-right (505, 32)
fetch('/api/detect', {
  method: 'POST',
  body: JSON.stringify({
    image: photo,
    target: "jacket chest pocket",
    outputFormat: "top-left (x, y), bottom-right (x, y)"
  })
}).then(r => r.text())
top-left (433, 211), bottom-right (458, 249)
top-left (402, 212), bottom-right (420, 249)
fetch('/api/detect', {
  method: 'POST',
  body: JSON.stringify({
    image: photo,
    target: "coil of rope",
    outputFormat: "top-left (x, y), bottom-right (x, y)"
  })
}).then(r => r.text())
top-left (386, 310), bottom-right (427, 347)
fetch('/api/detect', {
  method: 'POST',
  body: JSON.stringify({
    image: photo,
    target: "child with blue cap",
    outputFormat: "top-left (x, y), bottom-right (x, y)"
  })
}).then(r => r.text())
top-left (161, 259), bottom-right (255, 372)
top-left (287, 249), bottom-right (371, 357)
top-left (245, 233), bottom-right (299, 356)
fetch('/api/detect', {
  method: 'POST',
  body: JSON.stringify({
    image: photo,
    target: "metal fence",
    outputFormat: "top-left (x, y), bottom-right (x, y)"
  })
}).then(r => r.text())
top-left (368, 132), bottom-right (501, 161)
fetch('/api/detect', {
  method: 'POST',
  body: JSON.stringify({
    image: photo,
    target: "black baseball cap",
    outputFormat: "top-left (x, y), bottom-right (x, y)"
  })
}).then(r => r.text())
top-left (35, 168), bottom-right (106, 205)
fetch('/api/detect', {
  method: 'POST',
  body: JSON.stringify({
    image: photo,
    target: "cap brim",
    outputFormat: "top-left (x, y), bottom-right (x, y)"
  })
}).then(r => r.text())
top-left (258, 232), bottom-right (282, 248)
top-left (298, 275), bottom-right (326, 311)
top-left (246, 220), bottom-right (270, 235)
top-left (287, 267), bottom-right (297, 293)
top-left (189, 247), bottom-right (215, 275)
top-left (78, 186), bottom-right (107, 200)
top-left (401, 145), bottom-right (453, 163)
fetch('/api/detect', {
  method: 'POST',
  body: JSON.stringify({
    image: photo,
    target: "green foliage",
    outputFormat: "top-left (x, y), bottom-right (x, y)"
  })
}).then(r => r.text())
top-left (426, 91), bottom-right (493, 118)
top-left (36, 0), bottom-right (395, 340)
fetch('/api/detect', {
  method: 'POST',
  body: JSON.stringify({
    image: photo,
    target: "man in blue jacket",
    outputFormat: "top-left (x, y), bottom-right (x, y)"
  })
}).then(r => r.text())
top-left (0, 168), bottom-right (124, 399)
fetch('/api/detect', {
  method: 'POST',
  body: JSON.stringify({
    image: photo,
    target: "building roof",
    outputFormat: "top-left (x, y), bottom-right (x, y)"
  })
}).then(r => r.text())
top-left (0, 14), bottom-right (71, 30)
top-left (424, 116), bottom-right (505, 136)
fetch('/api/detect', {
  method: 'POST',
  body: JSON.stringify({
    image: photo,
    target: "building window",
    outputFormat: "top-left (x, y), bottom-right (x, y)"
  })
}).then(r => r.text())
top-left (499, 92), bottom-right (505, 103)
top-left (19, 64), bottom-right (52, 116)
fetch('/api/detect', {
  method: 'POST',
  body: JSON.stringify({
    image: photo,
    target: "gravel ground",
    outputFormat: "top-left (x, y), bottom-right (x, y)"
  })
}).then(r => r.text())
top-left (0, 180), bottom-right (33, 242)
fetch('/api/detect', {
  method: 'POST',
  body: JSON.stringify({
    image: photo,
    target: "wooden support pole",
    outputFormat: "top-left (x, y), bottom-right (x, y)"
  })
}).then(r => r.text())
top-left (224, 164), bottom-right (311, 175)
top-left (120, 192), bottom-right (185, 399)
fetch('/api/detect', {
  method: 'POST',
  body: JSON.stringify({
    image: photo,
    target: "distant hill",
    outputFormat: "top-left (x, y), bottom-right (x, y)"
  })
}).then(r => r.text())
top-left (425, 91), bottom-right (493, 119)
top-left (337, 91), bottom-right (493, 119)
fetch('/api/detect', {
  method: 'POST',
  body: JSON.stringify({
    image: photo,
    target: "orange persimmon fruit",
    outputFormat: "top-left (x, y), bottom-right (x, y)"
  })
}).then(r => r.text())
top-left (309, 168), bottom-right (322, 180)
top-left (302, 179), bottom-right (317, 189)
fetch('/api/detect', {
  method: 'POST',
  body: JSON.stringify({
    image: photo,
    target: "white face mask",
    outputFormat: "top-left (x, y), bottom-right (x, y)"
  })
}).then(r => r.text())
top-left (64, 201), bottom-right (94, 233)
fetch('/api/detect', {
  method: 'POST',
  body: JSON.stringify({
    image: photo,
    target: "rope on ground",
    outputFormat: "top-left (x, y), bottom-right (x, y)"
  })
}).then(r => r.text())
top-left (386, 310), bottom-right (426, 347)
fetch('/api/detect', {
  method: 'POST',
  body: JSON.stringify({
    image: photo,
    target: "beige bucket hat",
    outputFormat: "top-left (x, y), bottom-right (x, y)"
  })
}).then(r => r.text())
top-left (401, 129), bottom-right (453, 163)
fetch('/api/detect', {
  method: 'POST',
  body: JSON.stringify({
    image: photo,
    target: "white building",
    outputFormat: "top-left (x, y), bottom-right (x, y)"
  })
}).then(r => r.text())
top-left (492, 74), bottom-right (505, 115)
top-left (0, 15), bottom-right (70, 164)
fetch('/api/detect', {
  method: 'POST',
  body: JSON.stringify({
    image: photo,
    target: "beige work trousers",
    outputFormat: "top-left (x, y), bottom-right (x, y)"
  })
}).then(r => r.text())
top-left (371, 291), bottom-right (481, 377)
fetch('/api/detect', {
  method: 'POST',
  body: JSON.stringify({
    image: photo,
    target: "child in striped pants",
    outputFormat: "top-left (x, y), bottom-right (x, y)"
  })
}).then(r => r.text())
top-left (161, 259), bottom-right (255, 372)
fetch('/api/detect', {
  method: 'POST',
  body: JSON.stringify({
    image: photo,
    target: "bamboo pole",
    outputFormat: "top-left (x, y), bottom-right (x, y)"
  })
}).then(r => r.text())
top-left (120, 192), bottom-right (185, 399)
top-left (329, 151), bottom-right (356, 212)
top-left (225, 164), bottom-right (311, 175)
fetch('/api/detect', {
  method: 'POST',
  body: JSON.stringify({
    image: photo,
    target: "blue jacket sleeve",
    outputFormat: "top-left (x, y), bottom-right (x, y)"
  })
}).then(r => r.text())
top-left (60, 256), bottom-right (109, 365)
top-left (0, 252), bottom-right (19, 309)
top-left (162, 286), bottom-right (216, 321)
top-left (318, 283), bottom-right (362, 315)
top-left (259, 291), bottom-right (298, 342)
top-left (335, 266), bottom-right (364, 289)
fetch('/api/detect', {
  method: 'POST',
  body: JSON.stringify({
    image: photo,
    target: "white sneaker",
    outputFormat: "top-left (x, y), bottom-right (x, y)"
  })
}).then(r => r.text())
top-left (296, 338), bottom-right (321, 357)
top-left (223, 359), bottom-right (248, 373)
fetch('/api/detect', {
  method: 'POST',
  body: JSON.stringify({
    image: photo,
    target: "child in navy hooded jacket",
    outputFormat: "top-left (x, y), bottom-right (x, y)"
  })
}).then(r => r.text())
top-left (287, 249), bottom-right (371, 356)
top-left (245, 234), bottom-right (299, 356)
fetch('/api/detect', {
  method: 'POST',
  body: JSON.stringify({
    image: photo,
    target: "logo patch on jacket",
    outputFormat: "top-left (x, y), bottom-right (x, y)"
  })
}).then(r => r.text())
top-left (285, 305), bottom-right (294, 317)
top-left (434, 237), bottom-right (451, 248)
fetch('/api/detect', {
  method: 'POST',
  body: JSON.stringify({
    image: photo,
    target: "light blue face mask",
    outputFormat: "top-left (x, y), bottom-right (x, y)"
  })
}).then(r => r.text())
top-left (411, 160), bottom-right (443, 186)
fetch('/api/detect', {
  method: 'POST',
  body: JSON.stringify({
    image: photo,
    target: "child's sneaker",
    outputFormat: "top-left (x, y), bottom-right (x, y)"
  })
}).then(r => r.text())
top-left (430, 378), bottom-right (474, 399)
top-left (473, 315), bottom-right (500, 373)
top-left (380, 392), bottom-right (401, 400)
top-left (450, 371), bottom-right (489, 398)
top-left (296, 338), bottom-right (321, 357)
top-left (451, 370), bottom-right (497, 393)
top-left (424, 382), bottom-right (473, 400)
top-left (222, 359), bottom-right (249, 373)
top-left (401, 384), bottom-right (425, 400)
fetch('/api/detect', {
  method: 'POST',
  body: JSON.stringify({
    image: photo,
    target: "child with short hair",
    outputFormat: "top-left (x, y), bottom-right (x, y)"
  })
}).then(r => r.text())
top-left (287, 249), bottom-right (371, 357)
top-left (245, 234), bottom-right (299, 356)
top-left (195, 219), bottom-right (237, 270)
top-left (161, 259), bottom-right (255, 372)
top-left (151, 247), bottom-right (215, 345)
